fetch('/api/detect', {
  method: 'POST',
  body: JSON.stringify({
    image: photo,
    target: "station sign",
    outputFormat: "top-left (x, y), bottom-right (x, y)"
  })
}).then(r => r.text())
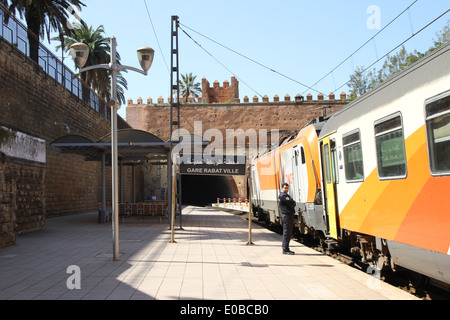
top-left (178, 154), bottom-right (247, 176)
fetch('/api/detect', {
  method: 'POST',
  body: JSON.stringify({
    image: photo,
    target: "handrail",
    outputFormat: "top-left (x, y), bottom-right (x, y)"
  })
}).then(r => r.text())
top-left (0, 4), bottom-right (129, 128)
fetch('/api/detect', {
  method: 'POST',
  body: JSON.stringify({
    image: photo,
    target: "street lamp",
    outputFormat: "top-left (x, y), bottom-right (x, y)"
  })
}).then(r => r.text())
top-left (70, 37), bottom-right (154, 261)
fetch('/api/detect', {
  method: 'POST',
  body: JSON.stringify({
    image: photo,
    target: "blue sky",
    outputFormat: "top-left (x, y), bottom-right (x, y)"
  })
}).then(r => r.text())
top-left (47, 0), bottom-right (450, 119)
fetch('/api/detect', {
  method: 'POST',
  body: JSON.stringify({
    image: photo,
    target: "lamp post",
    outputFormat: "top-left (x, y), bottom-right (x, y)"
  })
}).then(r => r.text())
top-left (70, 37), bottom-right (154, 261)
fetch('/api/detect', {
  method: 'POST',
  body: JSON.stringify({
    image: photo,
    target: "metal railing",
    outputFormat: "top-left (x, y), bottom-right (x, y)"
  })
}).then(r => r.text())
top-left (0, 4), bottom-right (112, 122)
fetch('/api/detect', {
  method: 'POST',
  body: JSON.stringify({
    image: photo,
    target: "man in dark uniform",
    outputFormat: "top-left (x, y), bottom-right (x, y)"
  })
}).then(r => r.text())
top-left (278, 183), bottom-right (296, 255)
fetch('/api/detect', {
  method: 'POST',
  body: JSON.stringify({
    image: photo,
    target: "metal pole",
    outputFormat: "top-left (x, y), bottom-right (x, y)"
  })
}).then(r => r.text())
top-left (110, 37), bottom-right (120, 261)
top-left (169, 157), bottom-right (177, 243)
top-left (100, 152), bottom-right (106, 224)
top-left (167, 150), bottom-right (172, 227)
top-left (174, 17), bottom-right (182, 231)
top-left (178, 173), bottom-right (183, 230)
top-left (132, 165), bottom-right (136, 203)
top-left (168, 15), bottom-right (180, 230)
top-left (101, 153), bottom-right (106, 211)
top-left (70, 35), bottom-right (151, 260)
top-left (168, 17), bottom-right (175, 228)
top-left (247, 168), bottom-right (254, 245)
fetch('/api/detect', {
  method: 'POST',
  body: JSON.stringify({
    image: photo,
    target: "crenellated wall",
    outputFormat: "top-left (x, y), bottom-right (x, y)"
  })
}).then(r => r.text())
top-left (126, 89), bottom-right (348, 143)
top-left (202, 75), bottom-right (239, 103)
top-left (126, 84), bottom-right (347, 201)
top-left (129, 75), bottom-right (347, 106)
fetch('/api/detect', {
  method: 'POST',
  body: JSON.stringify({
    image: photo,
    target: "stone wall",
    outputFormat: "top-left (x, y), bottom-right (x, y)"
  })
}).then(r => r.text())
top-left (126, 95), bottom-right (347, 143)
top-left (0, 153), bottom-right (45, 247)
top-left (126, 87), bottom-right (347, 201)
top-left (201, 75), bottom-right (239, 103)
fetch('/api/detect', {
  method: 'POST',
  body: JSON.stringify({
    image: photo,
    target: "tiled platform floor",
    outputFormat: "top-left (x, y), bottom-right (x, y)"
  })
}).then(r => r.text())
top-left (0, 206), bottom-right (418, 300)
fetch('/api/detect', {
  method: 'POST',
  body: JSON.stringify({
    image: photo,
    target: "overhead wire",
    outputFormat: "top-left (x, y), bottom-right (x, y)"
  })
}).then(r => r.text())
top-left (179, 22), bottom-right (322, 96)
top-left (143, 0), bottom-right (170, 74)
top-left (333, 8), bottom-right (450, 93)
top-left (179, 25), bottom-right (264, 98)
top-left (303, 0), bottom-right (420, 96)
top-left (179, 0), bottom-right (441, 100)
top-left (144, 0), bottom-right (445, 102)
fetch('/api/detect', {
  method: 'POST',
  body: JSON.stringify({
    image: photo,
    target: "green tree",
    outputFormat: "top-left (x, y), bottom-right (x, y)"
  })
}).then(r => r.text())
top-left (377, 46), bottom-right (423, 82)
top-left (348, 66), bottom-right (371, 100)
top-left (348, 47), bottom-right (424, 100)
top-left (427, 19), bottom-right (450, 54)
top-left (53, 21), bottom-right (128, 105)
top-left (178, 73), bottom-right (201, 104)
top-left (2, 0), bottom-right (85, 63)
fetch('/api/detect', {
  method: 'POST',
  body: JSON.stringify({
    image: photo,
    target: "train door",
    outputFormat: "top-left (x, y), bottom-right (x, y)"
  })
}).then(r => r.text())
top-left (250, 164), bottom-right (260, 207)
top-left (291, 146), bottom-right (301, 204)
top-left (299, 146), bottom-right (309, 202)
top-left (281, 148), bottom-right (295, 196)
top-left (292, 145), bottom-right (308, 203)
top-left (321, 137), bottom-right (339, 239)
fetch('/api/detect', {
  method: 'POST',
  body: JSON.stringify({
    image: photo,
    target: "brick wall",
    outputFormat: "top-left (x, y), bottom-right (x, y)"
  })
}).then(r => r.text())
top-left (127, 76), bottom-right (347, 142)
top-left (0, 37), bottom-right (141, 247)
top-left (0, 153), bottom-right (46, 247)
top-left (126, 99), bottom-right (346, 143)
top-left (126, 89), bottom-right (347, 201)
top-left (201, 76), bottom-right (239, 103)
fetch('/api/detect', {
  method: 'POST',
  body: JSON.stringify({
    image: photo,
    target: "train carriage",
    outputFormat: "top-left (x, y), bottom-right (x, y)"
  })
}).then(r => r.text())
top-left (250, 121), bottom-right (327, 235)
top-left (250, 41), bottom-right (450, 289)
top-left (318, 42), bottom-right (450, 287)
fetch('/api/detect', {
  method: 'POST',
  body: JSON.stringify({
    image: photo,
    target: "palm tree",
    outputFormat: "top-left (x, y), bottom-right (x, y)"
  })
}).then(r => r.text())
top-left (53, 21), bottom-right (128, 105)
top-left (2, 0), bottom-right (85, 63)
top-left (178, 73), bottom-right (201, 104)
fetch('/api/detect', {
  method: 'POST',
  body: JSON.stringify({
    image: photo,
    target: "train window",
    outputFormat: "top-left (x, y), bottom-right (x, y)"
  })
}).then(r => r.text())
top-left (342, 130), bottom-right (364, 182)
top-left (374, 114), bottom-right (407, 179)
top-left (324, 143), bottom-right (332, 184)
top-left (330, 139), bottom-right (339, 184)
top-left (300, 147), bottom-right (306, 164)
top-left (425, 93), bottom-right (450, 175)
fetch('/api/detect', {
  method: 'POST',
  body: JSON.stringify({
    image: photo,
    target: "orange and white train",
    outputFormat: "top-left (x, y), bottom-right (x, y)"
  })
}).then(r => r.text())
top-left (250, 42), bottom-right (450, 288)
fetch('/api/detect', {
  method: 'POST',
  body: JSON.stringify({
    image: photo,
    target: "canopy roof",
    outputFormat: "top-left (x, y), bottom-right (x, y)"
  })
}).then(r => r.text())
top-left (51, 129), bottom-right (169, 165)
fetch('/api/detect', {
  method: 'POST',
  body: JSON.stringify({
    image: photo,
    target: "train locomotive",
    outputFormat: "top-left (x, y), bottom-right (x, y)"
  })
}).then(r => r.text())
top-left (250, 42), bottom-right (450, 289)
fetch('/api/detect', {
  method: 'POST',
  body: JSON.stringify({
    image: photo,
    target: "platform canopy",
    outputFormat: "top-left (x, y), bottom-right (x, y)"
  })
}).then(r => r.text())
top-left (51, 129), bottom-right (170, 165)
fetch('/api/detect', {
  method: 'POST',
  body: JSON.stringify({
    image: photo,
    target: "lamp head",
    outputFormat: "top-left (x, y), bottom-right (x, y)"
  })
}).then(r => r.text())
top-left (69, 42), bottom-right (89, 69)
top-left (137, 46), bottom-right (155, 73)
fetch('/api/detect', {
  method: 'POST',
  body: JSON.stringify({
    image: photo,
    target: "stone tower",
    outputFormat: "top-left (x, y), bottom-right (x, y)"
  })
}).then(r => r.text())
top-left (201, 75), bottom-right (239, 103)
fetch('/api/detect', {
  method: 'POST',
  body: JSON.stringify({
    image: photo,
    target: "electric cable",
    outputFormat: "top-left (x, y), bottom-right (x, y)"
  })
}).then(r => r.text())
top-left (180, 0), bottom-right (425, 99)
top-left (180, 22), bottom-right (322, 96)
top-left (334, 8), bottom-right (450, 93)
top-left (179, 25), bottom-right (263, 98)
top-left (156, 0), bottom-right (444, 102)
top-left (304, 0), bottom-right (420, 96)
top-left (143, 0), bottom-right (170, 74)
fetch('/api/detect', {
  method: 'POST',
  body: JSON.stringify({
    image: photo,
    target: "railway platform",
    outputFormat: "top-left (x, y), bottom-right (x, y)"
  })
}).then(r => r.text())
top-left (0, 206), bottom-right (418, 301)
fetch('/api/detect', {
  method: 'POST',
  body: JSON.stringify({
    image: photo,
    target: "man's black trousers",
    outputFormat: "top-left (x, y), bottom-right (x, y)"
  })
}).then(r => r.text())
top-left (281, 213), bottom-right (294, 252)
